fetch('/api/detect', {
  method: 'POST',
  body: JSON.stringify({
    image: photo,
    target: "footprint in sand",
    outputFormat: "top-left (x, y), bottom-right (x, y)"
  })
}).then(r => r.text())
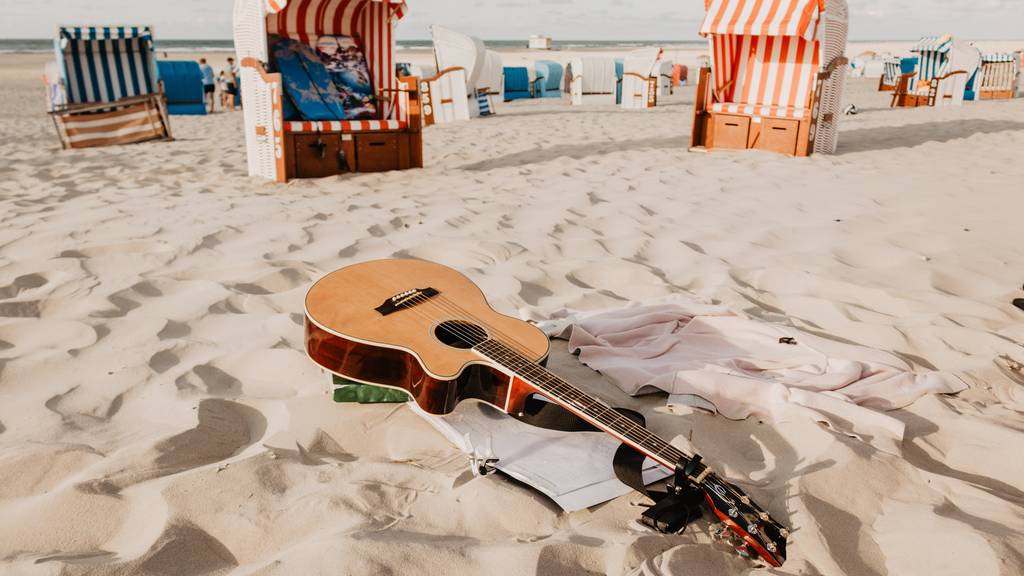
top-left (54, 522), bottom-right (238, 576)
top-left (0, 273), bottom-right (47, 299)
top-left (80, 399), bottom-right (266, 493)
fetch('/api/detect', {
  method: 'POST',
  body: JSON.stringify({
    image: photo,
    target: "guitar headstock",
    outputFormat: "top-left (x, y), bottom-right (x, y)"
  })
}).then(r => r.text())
top-left (700, 474), bottom-right (788, 567)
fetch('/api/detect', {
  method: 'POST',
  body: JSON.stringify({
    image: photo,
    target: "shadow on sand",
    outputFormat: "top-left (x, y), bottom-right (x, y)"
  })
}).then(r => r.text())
top-left (838, 119), bottom-right (1024, 154)
top-left (459, 136), bottom-right (687, 171)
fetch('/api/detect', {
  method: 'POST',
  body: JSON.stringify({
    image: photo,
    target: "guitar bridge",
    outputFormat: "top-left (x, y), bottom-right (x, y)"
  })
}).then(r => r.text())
top-left (375, 287), bottom-right (439, 316)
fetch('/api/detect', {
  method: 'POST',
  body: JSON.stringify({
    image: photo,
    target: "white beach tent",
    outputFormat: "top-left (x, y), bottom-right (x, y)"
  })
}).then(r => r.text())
top-left (429, 25), bottom-right (503, 121)
top-left (568, 58), bottom-right (617, 105)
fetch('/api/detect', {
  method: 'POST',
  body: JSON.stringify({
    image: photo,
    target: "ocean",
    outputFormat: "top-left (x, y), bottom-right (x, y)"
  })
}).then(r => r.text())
top-left (0, 38), bottom-right (705, 54)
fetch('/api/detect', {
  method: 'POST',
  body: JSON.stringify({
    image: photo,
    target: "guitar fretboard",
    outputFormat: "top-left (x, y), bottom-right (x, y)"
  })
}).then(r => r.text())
top-left (474, 338), bottom-right (691, 471)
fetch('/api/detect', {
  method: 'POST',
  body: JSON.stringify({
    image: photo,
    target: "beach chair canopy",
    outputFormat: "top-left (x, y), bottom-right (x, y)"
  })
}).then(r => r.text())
top-left (236, 0), bottom-right (407, 102)
top-left (700, 0), bottom-right (825, 41)
top-left (910, 35), bottom-right (957, 81)
top-left (431, 25), bottom-right (501, 94)
top-left (699, 0), bottom-right (846, 119)
top-left (56, 26), bottom-right (158, 104)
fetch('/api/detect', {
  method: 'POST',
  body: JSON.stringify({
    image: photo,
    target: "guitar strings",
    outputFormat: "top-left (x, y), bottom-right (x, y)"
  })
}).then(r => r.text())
top-left (393, 291), bottom-right (688, 465)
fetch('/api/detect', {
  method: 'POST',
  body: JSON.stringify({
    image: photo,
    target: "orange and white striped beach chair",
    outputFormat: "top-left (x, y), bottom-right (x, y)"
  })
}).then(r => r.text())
top-left (48, 26), bottom-right (172, 149)
top-left (691, 0), bottom-right (849, 156)
top-left (233, 0), bottom-right (422, 182)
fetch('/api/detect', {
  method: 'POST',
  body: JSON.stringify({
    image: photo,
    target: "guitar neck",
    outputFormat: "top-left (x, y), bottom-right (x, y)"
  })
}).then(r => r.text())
top-left (473, 338), bottom-right (690, 471)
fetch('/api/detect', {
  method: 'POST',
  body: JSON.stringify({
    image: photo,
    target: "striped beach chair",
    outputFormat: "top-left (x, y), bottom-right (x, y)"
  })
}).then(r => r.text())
top-left (48, 26), bottom-right (172, 149)
top-left (895, 35), bottom-right (980, 107)
top-left (879, 56), bottom-right (902, 91)
top-left (691, 0), bottom-right (849, 156)
top-left (233, 0), bottom-right (423, 182)
top-left (977, 53), bottom-right (1018, 100)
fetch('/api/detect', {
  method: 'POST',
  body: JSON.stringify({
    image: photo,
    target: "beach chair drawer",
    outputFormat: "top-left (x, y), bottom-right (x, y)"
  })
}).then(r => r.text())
top-left (291, 134), bottom-right (349, 179)
top-left (712, 114), bottom-right (750, 149)
top-left (355, 133), bottom-right (401, 172)
top-left (760, 118), bottom-right (800, 155)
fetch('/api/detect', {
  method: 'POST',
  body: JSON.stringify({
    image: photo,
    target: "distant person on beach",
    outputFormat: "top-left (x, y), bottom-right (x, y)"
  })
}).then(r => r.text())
top-left (224, 57), bottom-right (238, 112)
top-left (217, 70), bottom-right (230, 110)
top-left (199, 58), bottom-right (215, 113)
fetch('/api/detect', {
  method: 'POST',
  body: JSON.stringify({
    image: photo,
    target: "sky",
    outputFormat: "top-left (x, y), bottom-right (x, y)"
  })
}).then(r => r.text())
top-left (1, 0), bottom-right (1021, 41)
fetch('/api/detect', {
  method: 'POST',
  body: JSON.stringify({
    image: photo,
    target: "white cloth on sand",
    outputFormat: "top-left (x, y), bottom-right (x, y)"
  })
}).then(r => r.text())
top-left (533, 296), bottom-right (967, 454)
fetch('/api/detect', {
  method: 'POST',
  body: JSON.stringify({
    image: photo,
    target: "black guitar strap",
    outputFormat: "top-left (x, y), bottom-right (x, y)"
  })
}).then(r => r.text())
top-left (514, 396), bottom-right (704, 534)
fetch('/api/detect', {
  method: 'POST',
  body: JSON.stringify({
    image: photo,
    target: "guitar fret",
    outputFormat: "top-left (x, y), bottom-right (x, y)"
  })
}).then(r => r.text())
top-left (474, 338), bottom-right (687, 468)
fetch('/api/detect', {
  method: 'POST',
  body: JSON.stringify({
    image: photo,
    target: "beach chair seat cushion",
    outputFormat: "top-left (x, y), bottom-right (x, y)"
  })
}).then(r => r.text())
top-left (285, 120), bottom-right (408, 133)
top-left (315, 35), bottom-right (378, 120)
top-left (711, 101), bottom-right (810, 120)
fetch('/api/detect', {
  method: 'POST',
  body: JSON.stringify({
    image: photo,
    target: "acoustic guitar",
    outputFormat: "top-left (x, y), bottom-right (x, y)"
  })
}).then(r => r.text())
top-left (304, 259), bottom-right (788, 566)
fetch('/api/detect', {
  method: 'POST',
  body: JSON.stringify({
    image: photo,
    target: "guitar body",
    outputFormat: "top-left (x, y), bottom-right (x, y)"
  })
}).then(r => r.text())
top-left (304, 259), bottom-right (550, 415)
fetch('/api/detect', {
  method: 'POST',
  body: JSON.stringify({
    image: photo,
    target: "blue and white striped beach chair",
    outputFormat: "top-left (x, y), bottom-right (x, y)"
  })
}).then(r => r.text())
top-left (49, 26), bottom-right (172, 148)
top-left (895, 35), bottom-right (980, 107)
top-left (879, 57), bottom-right (902, 91)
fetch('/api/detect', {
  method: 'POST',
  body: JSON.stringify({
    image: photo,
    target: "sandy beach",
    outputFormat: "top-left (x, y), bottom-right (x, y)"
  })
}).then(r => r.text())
top-left (1, 43), bottom-right (1024, 576)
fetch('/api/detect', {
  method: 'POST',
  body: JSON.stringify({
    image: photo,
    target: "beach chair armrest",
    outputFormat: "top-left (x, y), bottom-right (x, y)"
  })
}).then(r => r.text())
top-left (818, 56), bottom-right (849, 80)
top-left (622, 72), bottom-right (654, 81)
top-left (422, 66), bottom-right (466, 83)
top-left (240, 57), bottom-right (281, 84)
top-left (932, 69), bottom-right (967, 84)
top-left (713, 78), bottom-right (736, 103)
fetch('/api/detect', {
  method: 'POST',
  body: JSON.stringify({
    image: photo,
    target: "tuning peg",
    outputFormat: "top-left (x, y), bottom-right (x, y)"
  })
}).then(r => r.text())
top-left (728, 508), bottom-right (739, 518)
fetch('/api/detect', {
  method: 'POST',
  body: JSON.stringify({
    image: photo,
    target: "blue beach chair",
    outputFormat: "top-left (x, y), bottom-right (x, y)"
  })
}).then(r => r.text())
top-left (533, 60), bottom-right (563, 98)
top-left (503, 67), bottom-right (532, 101)
top-left (156, 60), bottom-right (207, 115)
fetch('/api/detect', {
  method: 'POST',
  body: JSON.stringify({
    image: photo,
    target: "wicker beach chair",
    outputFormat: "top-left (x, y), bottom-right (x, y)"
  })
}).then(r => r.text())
top-left (894, 35), bottom-right (981, 108)
top-left (691, 0), bottom-right (849, 156)
top-left (429, 25), bottom-right (502, 121)
top-left (568, 58), bottom-right (618, 105)
top-left (620, 48), bottom-right (663, 110)
top-left (233, 0), bottom-right (422, 182)
top-left (977, 54), bottom-right (1018, 100)
top-left (48, 26), bottom-right (172, 149)
top-left (879, 57), bottom-right (902, 91)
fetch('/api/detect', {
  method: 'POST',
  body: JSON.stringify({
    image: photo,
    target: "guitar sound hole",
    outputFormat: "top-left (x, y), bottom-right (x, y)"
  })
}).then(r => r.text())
top-left (435, 321), bottom-right (488, 349)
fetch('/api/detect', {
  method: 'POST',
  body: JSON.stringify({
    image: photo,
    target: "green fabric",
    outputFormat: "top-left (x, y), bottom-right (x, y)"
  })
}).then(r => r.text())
top-left (331, 374), bottom-right (411, 404)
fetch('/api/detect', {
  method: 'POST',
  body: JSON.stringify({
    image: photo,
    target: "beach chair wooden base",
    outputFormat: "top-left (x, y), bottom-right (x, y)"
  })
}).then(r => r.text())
top-left (980, 90), bottom-right (1014, 100)
top-left (52, 93), bottom-right (173, 150)
top-left (878, 75), bottom-right (896, 92)
top-left (699, 112), bottom-right (811, 156)
top-left (283, 129), bottom-right (422, 179)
